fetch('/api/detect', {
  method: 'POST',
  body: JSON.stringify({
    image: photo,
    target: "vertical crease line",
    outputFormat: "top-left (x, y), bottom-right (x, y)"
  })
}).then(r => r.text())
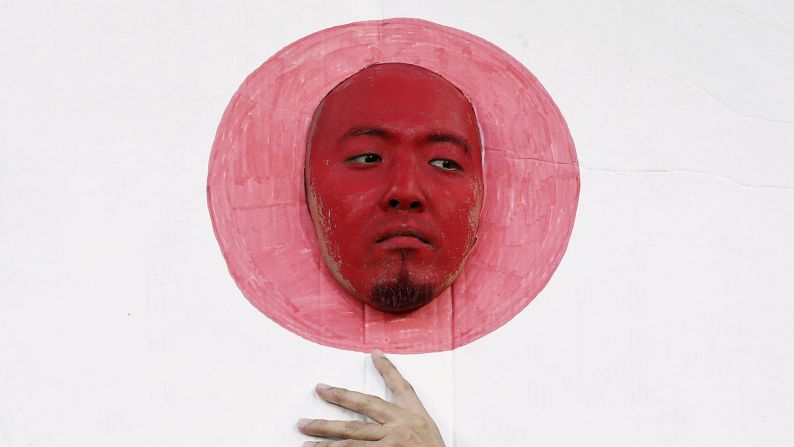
top-left (450, 281), bottom-right (457, 446)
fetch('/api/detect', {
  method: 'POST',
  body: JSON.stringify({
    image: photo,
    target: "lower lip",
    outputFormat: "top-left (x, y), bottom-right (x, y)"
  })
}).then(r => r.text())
top-left (378, 236), bottom-right (430, 250)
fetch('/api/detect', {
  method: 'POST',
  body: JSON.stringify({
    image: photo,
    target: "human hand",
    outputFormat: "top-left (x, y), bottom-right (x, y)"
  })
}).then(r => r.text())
top-left (298, 350), bottom-right (445, 447)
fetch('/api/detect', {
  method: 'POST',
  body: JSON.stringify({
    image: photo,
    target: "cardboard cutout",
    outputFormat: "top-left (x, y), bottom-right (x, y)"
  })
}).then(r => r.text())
top-left (207, 18), bottom-right (580, 353)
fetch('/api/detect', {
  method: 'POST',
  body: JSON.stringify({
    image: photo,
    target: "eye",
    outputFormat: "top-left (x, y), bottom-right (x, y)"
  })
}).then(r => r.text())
top-left (347, 153), bottom-right (382, 164)
top-left (429, 159), bottom-right (463, 171)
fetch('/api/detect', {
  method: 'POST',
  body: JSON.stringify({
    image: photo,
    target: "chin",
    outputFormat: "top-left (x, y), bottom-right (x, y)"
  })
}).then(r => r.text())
top-left (364, 274), bottom-right (438, 313)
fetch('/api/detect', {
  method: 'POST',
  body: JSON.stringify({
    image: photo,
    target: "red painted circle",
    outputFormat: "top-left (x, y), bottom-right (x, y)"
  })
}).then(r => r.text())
top-left (207, 18), bottom-right (579, 353)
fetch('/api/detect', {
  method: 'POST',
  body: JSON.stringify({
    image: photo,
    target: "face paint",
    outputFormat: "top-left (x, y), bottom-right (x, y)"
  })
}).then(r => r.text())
top-left (306, 63), bottom-right (484, 313)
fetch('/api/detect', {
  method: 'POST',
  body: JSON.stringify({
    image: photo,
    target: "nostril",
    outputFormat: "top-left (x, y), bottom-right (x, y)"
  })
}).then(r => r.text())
top-left (389, 199), bottom-right (400, 209)
top-left (409, 201), bottom-right (421, 209)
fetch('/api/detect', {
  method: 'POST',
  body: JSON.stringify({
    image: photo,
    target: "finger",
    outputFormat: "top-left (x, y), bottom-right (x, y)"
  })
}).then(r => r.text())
top-left (297, 418), bottom-right (386, 441)
top-left (315, 383), bottom-right (401, 423)
top-left (370, 350), bottom-right (425, 411)
top-left (305, 440), bottom-right (375, 447)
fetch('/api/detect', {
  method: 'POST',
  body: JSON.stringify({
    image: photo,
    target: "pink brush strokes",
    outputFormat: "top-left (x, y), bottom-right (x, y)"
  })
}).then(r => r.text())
top-left (207, 18), bottom-right (579, 353)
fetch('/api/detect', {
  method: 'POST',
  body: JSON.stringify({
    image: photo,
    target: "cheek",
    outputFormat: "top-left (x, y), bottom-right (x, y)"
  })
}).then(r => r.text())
top-left (314, 182), bottom-right (376, 227)
top-left (435, 181), bottom-right (482, 257)
top-left (310, 172), bottom-right (377, 255)
top-left (436, 181), bottom-right (481, 232)
top-left (437, 209), bottom-right (477, 257)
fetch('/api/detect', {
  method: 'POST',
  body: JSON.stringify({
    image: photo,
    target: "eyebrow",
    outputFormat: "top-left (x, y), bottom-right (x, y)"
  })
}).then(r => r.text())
top-left (340, 126), bottom-right (391, 141)
top-left (339, 127), bottom-right (472, 155)
top-left (426, 132), bottom-right (471, 154)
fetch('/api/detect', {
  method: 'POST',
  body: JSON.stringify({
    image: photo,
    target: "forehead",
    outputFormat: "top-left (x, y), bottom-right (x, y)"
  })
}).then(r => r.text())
top-left (312, 64), bottom-right (479, 139)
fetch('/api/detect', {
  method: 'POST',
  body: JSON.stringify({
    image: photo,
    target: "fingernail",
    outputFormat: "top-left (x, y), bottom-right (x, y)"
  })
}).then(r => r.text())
top-left (297, 418), bottom-right (312, 429)
top-left (372, 349), bottom-right (386, 358)
top-left (316, 383), bottom-right (331, 391)
top-left (303, 442), bottom-right (317, 447)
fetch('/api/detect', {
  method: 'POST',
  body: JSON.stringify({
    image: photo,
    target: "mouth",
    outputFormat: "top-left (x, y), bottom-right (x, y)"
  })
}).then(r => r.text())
top-left (375, 228), bottom-right (431, 246)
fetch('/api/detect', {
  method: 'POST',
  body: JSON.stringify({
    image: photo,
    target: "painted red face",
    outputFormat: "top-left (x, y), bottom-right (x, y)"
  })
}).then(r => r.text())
top-left (306, 63), bottom-right (484, 313)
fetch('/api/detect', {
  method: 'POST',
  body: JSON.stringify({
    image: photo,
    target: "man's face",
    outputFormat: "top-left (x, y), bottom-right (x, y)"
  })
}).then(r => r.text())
top-left (305, 63), bottom-right (483, 313)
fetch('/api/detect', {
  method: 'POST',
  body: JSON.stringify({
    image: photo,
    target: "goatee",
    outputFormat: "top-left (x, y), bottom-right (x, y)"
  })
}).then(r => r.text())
top-left (369, 272), bottom-right (434, 313)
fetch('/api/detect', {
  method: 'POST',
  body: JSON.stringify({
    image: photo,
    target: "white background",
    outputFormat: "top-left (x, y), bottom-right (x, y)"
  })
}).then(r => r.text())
top-left (2, 1), bottom-right (793, 446)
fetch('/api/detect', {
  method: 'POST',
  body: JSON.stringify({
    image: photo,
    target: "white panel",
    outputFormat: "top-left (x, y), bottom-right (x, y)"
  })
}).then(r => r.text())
top-left (1, 1), bottom-right (793, 446)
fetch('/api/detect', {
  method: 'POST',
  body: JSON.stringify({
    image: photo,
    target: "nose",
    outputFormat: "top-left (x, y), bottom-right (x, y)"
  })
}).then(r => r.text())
top-left (380, 163), bottom-right (426, 212)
